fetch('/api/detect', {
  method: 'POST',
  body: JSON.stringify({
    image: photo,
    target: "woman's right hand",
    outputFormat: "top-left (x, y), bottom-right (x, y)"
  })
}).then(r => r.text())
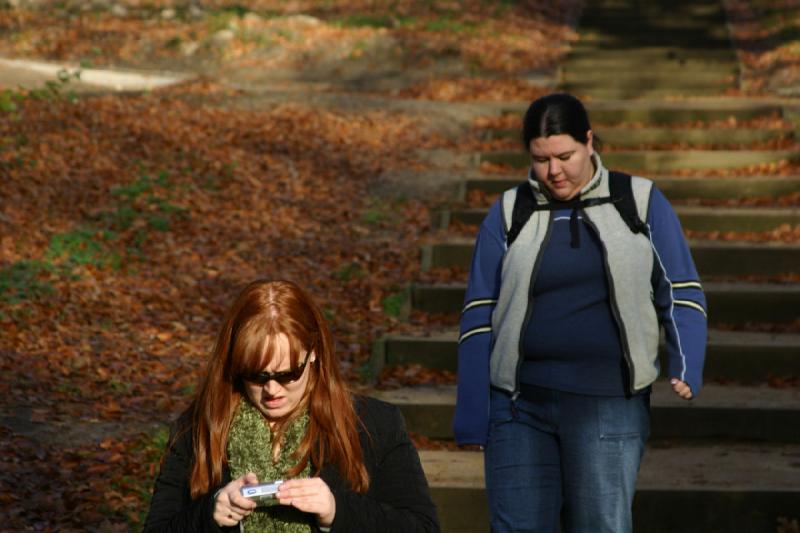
top-left (213, 472), bottom-right (259, 527)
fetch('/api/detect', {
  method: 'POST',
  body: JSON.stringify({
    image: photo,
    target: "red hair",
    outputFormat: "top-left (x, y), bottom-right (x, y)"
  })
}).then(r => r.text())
top-left (188, 279), bottom-right (368, 498)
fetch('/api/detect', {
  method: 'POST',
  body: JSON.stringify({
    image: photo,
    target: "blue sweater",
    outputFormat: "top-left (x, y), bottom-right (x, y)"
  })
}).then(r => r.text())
top-left (520, 209), bottom-right (629, 396)
top-left (454, 185), bottom-right (707, 445)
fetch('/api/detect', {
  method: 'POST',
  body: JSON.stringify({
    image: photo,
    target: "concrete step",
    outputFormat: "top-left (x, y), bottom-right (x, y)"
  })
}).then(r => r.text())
top-left (585, 0), bottom-right (726, 8)
top-left (561, 86), bottom-right (736, 99)
top-left (421, 444), bottom-right (800, 533)
top-left (651, 206), bottom-right (800, 232)
top-left (578, 12), bottom-right (728, 28)
top-left (373, 383), bottom-right (800, 441)
top-left (442, 206), bottom-right (800, 233)
top-left (577, 16), bottom-right (729, 34)
top-left (565, 46), bottom-right (738, 64)
top-left (580, 20), bottom-right (726, 33)
top-left (579, 1), bottom-right (726, 17)
top-left (480, 149), bottom-right (799, 172)
top-left (580, 2), bottom-right (727, 17)
top-left (373, 330), bottom-right (800, 383)
top-left (499, 100), bottom-right (785, 125)
top-left (409, 282), bottom-right (800, 324)
top-left (487, 126), bottom-right (792, 146)
top-left (575, 30), bottom-right (732, 49)
top-left (563, 57), bottom-right (738, 73)
top-left (562, 70), bottom-right (737, 86)
top-left (422, 240), bottom-right (800, 278)
top-left (461, 175), bottom-right (800, 201)
top-left (563, 74), bottom-right (735, 92)
top-left (565, 51), bottom-right (737, 65)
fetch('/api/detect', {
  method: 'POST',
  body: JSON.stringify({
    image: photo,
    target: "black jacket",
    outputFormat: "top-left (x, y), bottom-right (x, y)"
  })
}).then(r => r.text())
top-left (143, 395), bottom-right (440, 533)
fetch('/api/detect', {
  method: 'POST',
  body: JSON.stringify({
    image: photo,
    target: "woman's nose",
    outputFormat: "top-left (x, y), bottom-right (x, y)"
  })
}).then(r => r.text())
top-left (264, 379), bottom-right (282, 395)
top-left (548, 158), bottom-right (561, 176)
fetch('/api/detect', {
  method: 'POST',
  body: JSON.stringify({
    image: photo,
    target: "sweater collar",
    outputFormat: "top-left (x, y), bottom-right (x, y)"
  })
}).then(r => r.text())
top-left (527, 152), bottom-right (609, 204)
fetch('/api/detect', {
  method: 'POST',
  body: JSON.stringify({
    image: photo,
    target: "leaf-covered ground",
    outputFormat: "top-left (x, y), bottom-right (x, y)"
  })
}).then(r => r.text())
top-left (0, 3), bottom-right (582, 527)
top-left (1, 0), bottom-right (798, 530)
top-left (724, 0), bottom-right (800, 95)
top-left (0, 78), bottom-right (451, 529)
top-left (0, 0), bottom-right (579, 97)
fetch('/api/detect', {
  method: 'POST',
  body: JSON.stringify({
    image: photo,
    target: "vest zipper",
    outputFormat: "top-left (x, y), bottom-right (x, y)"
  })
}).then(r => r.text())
top-left (514, 211), bottom-right (555, 396)
top-left (582, 214), bottom-right (637, 395)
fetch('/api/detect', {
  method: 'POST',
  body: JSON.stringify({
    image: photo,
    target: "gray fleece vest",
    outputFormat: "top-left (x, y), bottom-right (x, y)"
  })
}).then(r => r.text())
top-left (491, 157), bottom-right (659, 394)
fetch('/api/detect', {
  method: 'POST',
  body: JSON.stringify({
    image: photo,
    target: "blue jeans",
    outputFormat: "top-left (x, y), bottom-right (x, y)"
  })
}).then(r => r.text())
top-left (485, 386), bottom-right (650, 533)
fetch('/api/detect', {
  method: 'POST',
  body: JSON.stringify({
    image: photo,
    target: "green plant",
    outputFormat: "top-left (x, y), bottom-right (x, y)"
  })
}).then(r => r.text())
top-left (146, 215), bottom-right (171, 232)
top-left (0, 89), bottom-right (17, 113)
top-left (108, 379), bottom-right (133, 394)
top-left (362, 211), bottom-right (382, 224)
top-left (381, 292), bottom-right (407, 317)
top-left (361, 207), bottom-right (389, 225)
top-left (102, 205), bottom-right (138, 231)
top-left (123, 426), bottom-right (170, 529)
top-left (224, 4), bottom-right (250, 17)
top-left (206, 5), bottom-right (250, 33)
top-left (45, 228), bottom-right (121, 270)
top-left (275, 27), bottom-right (294, 41)
top-left (356, 360), bottom-right (376, 383)
top-left (27, 68), bottom-right (81, 102)
top-left (0, 260), bottom-right (54, 304)
top-left (424, 18), bottom-right (475, 33)
top-left (322, 306), bottom-right (336, 323)
top-left (360, 197), bottom-right (402, 226)
top-left (334, 261), bottom-right (366, 281)
top-left (56, 382), bottom-right (84, 396)
top-left (333, 14), bottom-right (396, 28)
top-left (166, 36), bottom-right (183, 49)
top-left (111, 175), bottom-right (153, 201)
top-left (108, 172), bottom-right (185, 234)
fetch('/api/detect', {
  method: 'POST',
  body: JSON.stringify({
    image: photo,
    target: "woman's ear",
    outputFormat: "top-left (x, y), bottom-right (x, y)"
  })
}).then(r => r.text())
top-left (586, 130), bottom-right (594, 155)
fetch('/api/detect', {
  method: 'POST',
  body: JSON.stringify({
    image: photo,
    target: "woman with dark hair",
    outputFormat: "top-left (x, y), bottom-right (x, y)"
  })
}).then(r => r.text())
top-left (454, 93), bottom-right (707, 532)
top-left (144, 279), bottom-right (440, 533)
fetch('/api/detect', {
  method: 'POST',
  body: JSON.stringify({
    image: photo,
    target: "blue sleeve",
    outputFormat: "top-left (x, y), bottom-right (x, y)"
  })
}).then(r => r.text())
top-left (647, 187), bottom-right (708, 397)
top-left (453, 199), bottom-right (506, 445)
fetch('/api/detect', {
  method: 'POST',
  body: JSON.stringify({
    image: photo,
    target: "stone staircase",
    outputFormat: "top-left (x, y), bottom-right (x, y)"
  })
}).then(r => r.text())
top-left (562, 0), bottom-right (739, 100)
top-left (370, 0), bottom-right (800, 531)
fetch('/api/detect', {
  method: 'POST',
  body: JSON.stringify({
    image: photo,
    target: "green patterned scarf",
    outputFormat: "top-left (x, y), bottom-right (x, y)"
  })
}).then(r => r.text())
top-left (227, 398), bottom-right (313, 533)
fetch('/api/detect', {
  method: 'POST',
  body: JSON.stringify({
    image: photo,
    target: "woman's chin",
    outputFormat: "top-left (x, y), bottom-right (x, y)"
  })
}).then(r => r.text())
top-left (550, 189), bottom-right (576, 201)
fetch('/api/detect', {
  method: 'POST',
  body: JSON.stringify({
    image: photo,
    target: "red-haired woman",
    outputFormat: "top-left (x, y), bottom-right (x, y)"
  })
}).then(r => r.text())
top-left (143, 279), bottom-right (440, 533)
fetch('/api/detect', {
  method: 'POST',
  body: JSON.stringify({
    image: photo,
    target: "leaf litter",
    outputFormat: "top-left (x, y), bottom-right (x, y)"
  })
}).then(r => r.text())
top-left (1, 1), bottom-right (798, 528)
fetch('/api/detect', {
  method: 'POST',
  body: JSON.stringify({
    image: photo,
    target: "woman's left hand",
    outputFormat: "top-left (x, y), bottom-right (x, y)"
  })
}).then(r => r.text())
top-left (670, 378), bottom-right (693, 400)
top-left (276, 477), bottom-right (336, 527)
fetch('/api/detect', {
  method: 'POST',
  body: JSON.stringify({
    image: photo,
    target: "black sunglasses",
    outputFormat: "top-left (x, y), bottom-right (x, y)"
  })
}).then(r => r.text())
top-left (243, 357), bottom-right (311, 386)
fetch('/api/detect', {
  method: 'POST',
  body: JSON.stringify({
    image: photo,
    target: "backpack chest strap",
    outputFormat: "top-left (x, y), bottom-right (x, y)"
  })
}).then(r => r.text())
top-left (508, 192), bottom-right (615, 248)
top-left (505, 170), bottom-right (647, 248)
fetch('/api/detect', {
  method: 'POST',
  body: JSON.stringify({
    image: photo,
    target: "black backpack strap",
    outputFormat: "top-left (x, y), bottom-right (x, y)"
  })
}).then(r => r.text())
top-left (506, 182), bottom-right (537, 247)
top-left (506, 173), bottom-right (644, 247)
top-left (609, 171), bottom-right (647, 235)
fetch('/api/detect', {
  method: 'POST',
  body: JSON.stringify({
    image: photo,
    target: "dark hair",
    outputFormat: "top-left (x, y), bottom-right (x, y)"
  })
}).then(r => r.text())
top-left (521, 93), bottom-right (596, 150)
